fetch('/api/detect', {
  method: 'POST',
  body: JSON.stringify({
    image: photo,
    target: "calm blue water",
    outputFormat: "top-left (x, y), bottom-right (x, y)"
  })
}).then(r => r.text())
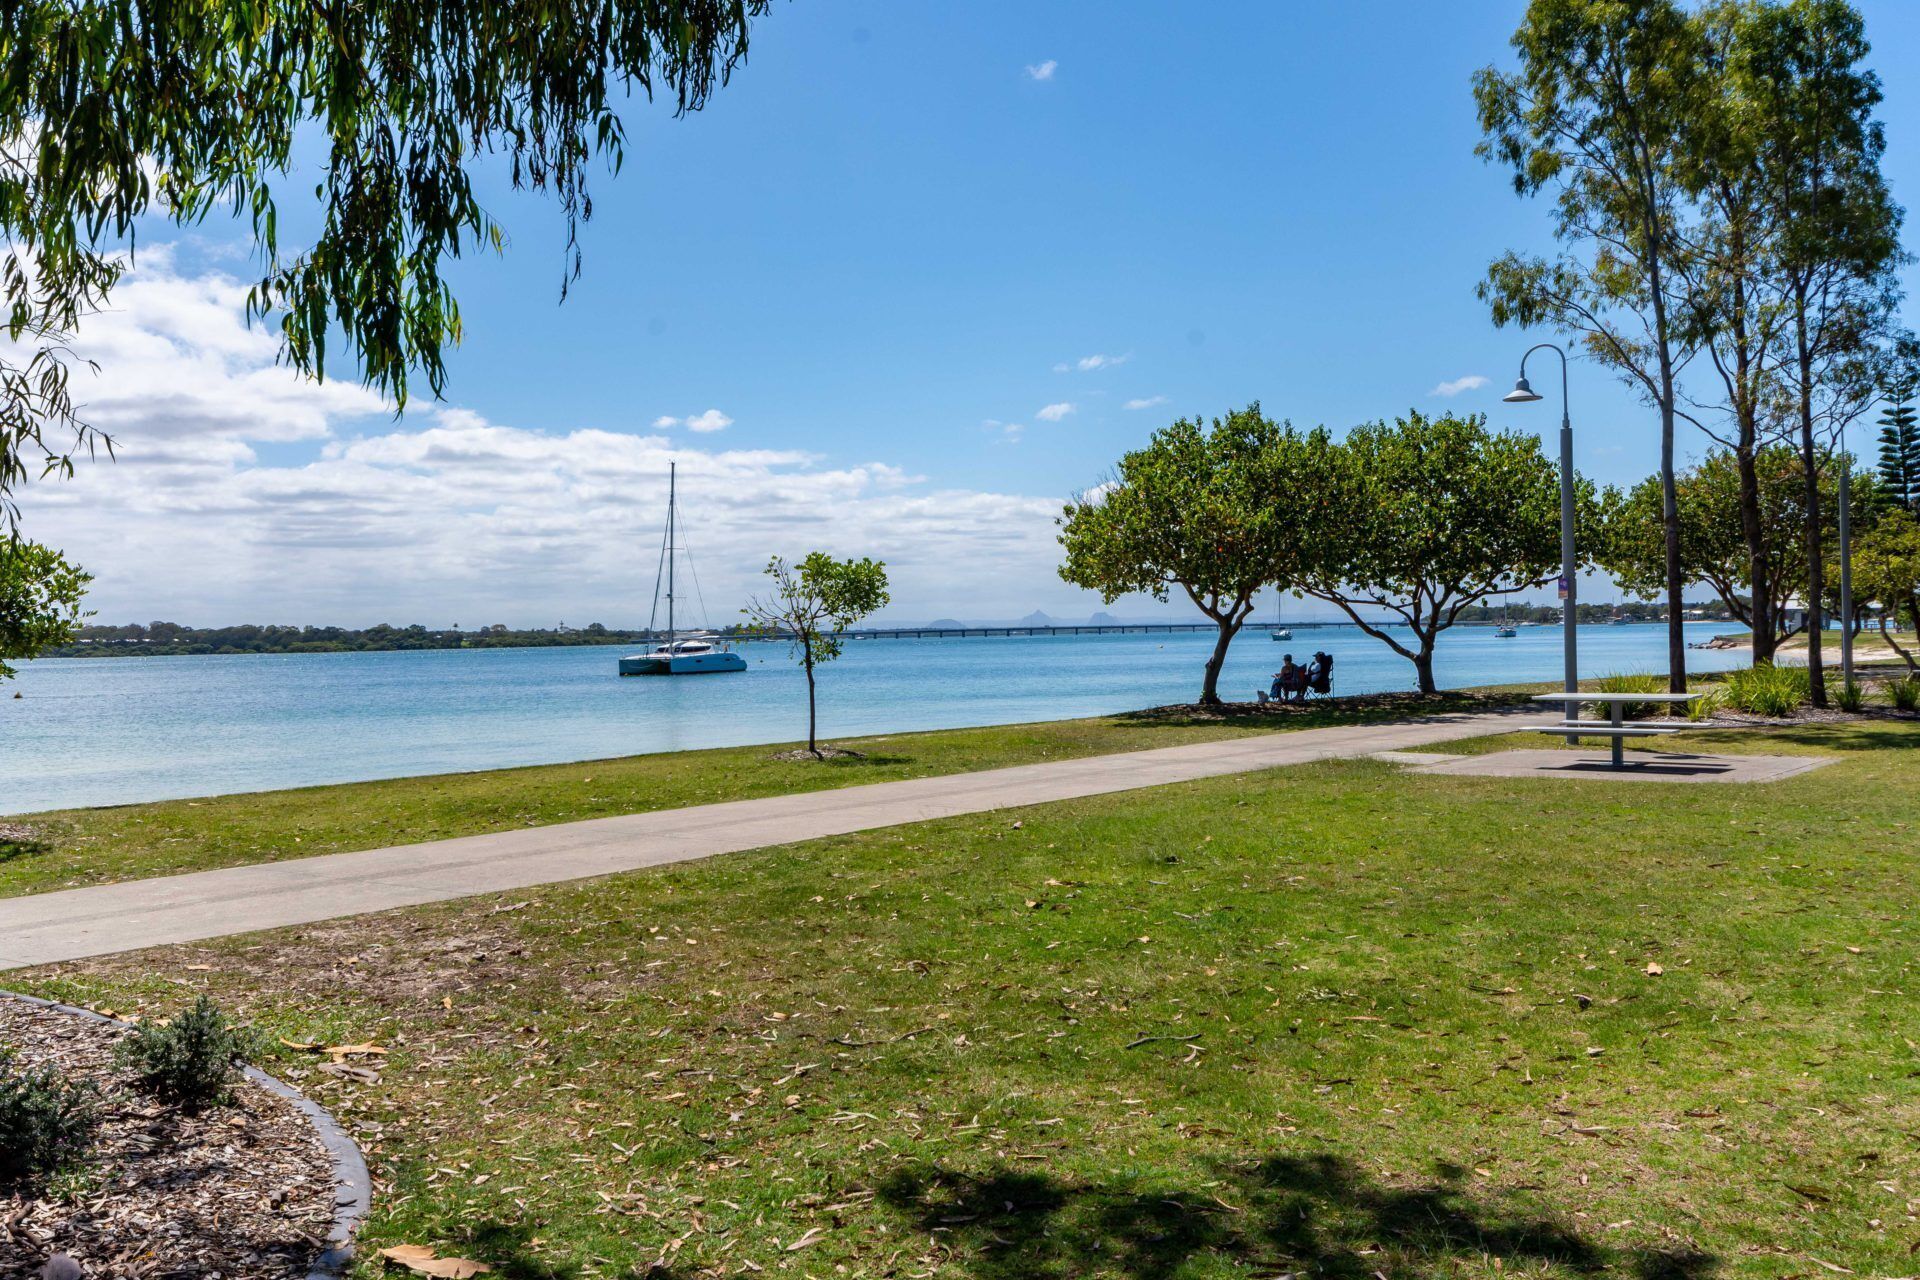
top-left (0, 622), bottom-right (1745, 814)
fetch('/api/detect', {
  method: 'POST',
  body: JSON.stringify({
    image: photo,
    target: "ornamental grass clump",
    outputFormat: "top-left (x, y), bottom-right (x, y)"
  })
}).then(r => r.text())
top-left (1724, 664), bottom-right (1811, 717)
top-left (0, 1049), bottom-right (99, 1187)
top-left (1835, 680), bottom-right (1866, 713)
top-left (1893, 677), bottom-right (1920, 713)
top-left (117, 996), bottom-right (263, 1110)
top-left (1686, 686), bottom-right (1726, 721)
top-left (1592, 672), bottom-right (1665, 720)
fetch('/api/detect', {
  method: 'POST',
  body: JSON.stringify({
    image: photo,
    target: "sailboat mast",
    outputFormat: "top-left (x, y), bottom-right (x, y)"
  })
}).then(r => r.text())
top-left (666, 462), bottom-right (676, 647)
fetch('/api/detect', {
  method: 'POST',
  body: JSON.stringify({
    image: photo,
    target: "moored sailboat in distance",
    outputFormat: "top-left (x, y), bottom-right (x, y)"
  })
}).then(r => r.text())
top-left (1270, 590), bottom-right (1292, 641)
top-left (619, 463), bottom-right (747, 676)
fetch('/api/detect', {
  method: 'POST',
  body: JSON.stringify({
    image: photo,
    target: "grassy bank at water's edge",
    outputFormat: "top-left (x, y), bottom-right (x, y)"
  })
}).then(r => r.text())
top-left (11, 718), bottom-right (1918, 1278)
top-left (0, 689), bottom-right (1523, 899)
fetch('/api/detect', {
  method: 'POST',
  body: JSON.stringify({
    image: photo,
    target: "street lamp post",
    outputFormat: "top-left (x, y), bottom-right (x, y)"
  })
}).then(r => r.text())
top-left (1839, 452), bottom-right (1853, 690)
top-left (1504, 344), bottom-right (1578, 735)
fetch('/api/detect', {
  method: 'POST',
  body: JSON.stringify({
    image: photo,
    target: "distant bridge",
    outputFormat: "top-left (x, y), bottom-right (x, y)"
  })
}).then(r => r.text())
top-left (667, 621), bottom-right (1363, 643)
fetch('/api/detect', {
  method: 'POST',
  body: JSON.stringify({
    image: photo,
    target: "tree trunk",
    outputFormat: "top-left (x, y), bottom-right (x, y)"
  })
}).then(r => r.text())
top-left (1884, 610), bottom-right (1918, 672)
top-left (1412, 644), bottom-right (1438, 695)
top-left (1794, 304), bottom-right (1827, 707)
top-left (804, 650), bottom-right (818, 755)
top-left (1199, 618), bottom-right (1237, 706)
top-left (1735, 446), bottom-right (1775, 665)
top-left (1647, 248), bottom-right (1687, 694)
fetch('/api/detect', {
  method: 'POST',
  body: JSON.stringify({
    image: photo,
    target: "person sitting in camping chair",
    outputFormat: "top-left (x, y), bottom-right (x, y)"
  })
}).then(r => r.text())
top-left (1306, 651), bottom-right (1334, 696)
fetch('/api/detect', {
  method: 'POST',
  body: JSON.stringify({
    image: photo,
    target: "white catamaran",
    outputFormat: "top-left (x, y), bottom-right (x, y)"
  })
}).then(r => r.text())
top-left (619, 463), bottom-right (748, 676)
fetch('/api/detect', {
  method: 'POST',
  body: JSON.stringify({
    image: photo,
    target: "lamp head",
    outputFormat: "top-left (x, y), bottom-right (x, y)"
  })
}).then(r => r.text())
top-left (1503, 375), bottom-right (1544, 404)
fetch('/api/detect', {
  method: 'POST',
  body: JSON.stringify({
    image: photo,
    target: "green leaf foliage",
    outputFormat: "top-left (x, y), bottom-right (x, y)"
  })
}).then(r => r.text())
top-left (1850, 509), bottom-right (1920, 670)
top-left (1057, 405), bottom-right (1336, 704)
top-left (1877, 375), bottom-right (1920, 510)
top-left (743, 552), bottom-right (889, 752)
top-left (0, 539), bottom-right (91, 679)
top-left (115, 994), bottom-right (263, 1111)
top-left (0, 1048), bottom-right (100, 1187)
top-left (1298, 411), bottom-right (1592, 694)
top-left (0, 0), bottom-right (770, 526)
top-left (1595, 446), bottom-right (1878, 641)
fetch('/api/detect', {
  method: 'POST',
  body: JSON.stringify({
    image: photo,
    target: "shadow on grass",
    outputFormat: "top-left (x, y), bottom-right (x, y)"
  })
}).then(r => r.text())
top-left (0, 825), bottom-right (48, 864)
top-left (1116, 689), bottom-right (1525, 731)
top-left (771, 751), bottom-right (915, 769)
top-left (880, 1154), bottom-right (1715, 1280)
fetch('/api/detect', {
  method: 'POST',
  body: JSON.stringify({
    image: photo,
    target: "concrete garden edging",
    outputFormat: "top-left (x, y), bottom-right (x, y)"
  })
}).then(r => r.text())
top-left (0, 989), bottom-right (371, 1279)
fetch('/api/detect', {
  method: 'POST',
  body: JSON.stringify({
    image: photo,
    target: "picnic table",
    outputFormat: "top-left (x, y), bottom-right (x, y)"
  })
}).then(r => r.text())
top-left (1525, 691), bottom-right (1709, 769)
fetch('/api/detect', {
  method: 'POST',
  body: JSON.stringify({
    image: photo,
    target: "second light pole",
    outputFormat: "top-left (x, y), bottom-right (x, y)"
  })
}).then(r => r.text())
top-left (1504, 343), bottom-right (1579, 729)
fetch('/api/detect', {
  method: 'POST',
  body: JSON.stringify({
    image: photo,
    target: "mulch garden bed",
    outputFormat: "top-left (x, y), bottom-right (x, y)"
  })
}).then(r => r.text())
top-left (0, 999), bottom-right (339, 1279)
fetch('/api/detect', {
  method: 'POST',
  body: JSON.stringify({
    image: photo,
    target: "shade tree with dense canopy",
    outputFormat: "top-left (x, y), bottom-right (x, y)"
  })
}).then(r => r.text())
top-left (1848, 509), bottom-right (1920, 670)
top-left (1296, 411), bottom-right (1595, 696)
top-left (1596, 445), bottom-right (1876, 661)
top-left (1057, 406), bottom-right (1336, 706)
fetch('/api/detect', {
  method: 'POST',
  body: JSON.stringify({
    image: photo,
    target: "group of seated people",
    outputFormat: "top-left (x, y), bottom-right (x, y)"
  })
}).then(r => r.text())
top-left (1266, 651), bottom-right (1333, 703)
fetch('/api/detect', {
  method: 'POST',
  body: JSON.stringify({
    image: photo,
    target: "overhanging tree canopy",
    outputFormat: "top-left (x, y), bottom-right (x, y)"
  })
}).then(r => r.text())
top-left (0, 0), bottom-right (770, 529)
top-left (0, 539), bottom-right (90, 680)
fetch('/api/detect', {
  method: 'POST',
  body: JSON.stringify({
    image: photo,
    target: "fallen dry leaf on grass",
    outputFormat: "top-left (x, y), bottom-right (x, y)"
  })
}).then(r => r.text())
top-left (1645, 962), bottom-right (1664, 977)
top-left (379, 1244), bottom-right (492, 1277)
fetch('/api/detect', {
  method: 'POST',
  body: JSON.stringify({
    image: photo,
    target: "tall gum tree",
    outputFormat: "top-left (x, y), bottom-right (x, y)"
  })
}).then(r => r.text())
top-left (1736, 0), bottom-right (1905, 705)
top-left (1297, 412), bottom-right (1593, 696)
top-left (1670, 0), bottom-right (1797, 665)
top-left (1476, 0), bottom-right (1706, 693)
top-left (1058, 406), bottom-right (1334, 707)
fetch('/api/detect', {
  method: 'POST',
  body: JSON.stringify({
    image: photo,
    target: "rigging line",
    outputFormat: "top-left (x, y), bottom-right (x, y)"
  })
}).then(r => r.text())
top-left (647, 490), bottom-right (671, 635)
top-left (680, 513), bottom-right (714, 632)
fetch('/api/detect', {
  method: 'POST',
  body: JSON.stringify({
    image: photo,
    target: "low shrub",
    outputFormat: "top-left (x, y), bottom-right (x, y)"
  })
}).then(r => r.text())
top-left (0, 1049), bottom-right (99, 1187)
top-left (116, 996), bottom-right (263, 1110)
top-left (1892, 677), bottom-right (1920, 713)
top-left (1591, 672), bottom-right (1666, 721)
top-left (1686, 686), bottom-right (1726, 721)
top-left (1835, 680), bottom-right (1866, 713)
top-left (1723, 664), bottom-right (1810, 717)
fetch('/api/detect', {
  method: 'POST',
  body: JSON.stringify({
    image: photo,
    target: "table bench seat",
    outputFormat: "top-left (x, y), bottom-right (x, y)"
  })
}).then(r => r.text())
top-left (1520, 723), bottom-right (1681, 738)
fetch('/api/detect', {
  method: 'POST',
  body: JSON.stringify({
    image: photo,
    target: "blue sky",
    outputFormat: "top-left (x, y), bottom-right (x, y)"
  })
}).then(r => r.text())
top-left (29, 1), bottom-right (1920, 625)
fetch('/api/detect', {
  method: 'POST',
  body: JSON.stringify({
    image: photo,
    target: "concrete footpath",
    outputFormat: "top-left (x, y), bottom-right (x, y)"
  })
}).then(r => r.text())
top-left (0, 710), bottom-right (1527, 970)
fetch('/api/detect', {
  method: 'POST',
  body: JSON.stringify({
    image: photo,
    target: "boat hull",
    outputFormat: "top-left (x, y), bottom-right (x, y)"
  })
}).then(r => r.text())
top-left (619, 651), bottom-right (748, 676)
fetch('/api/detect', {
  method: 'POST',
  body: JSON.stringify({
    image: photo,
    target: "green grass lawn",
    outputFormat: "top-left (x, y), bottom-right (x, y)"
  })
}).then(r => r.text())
top-left (0, 690), bottom-right (1517, 899)
top-left (12, 719), bottom-right (1918, 1278)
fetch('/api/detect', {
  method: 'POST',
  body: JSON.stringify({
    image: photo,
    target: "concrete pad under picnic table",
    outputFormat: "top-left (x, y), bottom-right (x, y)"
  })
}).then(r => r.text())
top-left (1406, 748), bottom-right (1836, 784)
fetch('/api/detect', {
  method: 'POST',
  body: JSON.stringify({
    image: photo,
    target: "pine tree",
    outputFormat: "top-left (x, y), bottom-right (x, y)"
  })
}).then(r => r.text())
top-left (1880, 381), bottom-right (1920, 512)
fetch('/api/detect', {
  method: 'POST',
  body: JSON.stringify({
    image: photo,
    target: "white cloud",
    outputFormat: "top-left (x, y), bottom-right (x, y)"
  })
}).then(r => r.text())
top-left (1036, 402), bottom-right (1075, 422)
top-left (12, 253), bottom-right (1071, 623)
top-left (1054, 352), bottom-right (1128, 373)
top-left (1430, 374), bottom-right (1490, 397)
top-left (1025, 60), bottom-right (1057, 82)
top-left (653, 408), bottom-right (734, 433)
top-left (1123, 395), bottom-right (1169, 411)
